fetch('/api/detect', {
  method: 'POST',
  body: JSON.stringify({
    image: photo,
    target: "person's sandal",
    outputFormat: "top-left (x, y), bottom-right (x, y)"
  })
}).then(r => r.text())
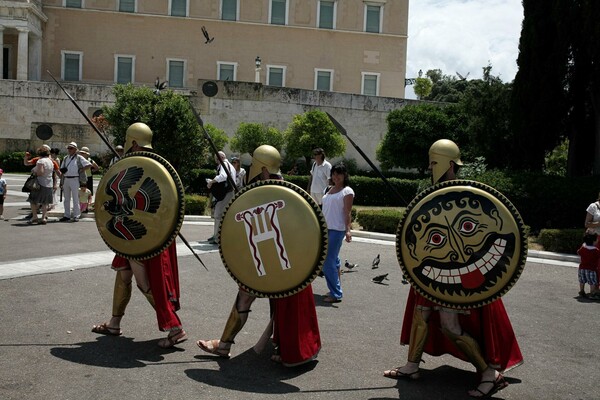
top-left (196, 339), bottom-right (231, 358)
top-left (91, 322), bottom-right (122, 336)
top-left (157, 329), bottom-right (188, 349)
top-left (468, 374), bottom-right (508, 398)
top-left (383, 367), bottom-right (420, 380)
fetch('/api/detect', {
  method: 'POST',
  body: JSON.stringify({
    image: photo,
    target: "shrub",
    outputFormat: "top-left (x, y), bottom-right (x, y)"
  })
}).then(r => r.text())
top-left (185, 194), bottom-right (208, 215)
top-left (356, 209), bottom-right (404, 234)
top-left (536, 229), bottom-right (582, 254)
top-left (0, 151), bottom-right (29, 173)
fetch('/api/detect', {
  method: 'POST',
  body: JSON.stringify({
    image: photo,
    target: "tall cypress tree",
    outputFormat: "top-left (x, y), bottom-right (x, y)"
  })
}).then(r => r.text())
top-left (512, 0), bottom-right (600, 176)
top-left (511, 0), bottom-right (569, 171)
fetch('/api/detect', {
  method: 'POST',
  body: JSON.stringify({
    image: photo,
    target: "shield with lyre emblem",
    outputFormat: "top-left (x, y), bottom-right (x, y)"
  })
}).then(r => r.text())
top-left (396, 180), bottom-right (527, 309)
top-left (95, 151), bottom-right (185, 260)
top-left (219, 180), bottom-right (328, 298)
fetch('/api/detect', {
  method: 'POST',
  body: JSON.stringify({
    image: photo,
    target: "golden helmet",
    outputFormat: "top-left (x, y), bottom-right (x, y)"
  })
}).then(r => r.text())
top-left (124, 122), bottom-right (153, 153)
top-left (429, 139), bottom-right (463, 184)
top-left (248, 145), bottom-right (281, 181)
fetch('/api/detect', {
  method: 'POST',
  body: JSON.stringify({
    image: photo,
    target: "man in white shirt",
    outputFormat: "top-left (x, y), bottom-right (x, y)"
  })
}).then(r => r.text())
top-left (307, 147), bottom-right (332, 206)
top-left (206, 151), bottom-right (236, 245)
top-left (59, 142), bottom-right (91, 222)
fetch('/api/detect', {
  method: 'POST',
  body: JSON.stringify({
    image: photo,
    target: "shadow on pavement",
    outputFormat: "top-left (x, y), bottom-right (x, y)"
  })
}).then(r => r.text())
top-left (50, 336), bottom-right (176, 368)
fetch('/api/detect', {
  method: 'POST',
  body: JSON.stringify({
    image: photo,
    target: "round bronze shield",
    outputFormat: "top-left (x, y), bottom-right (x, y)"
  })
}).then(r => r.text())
top-left (95, 151), bottom-right (185, 260)
top-left (219, 180), bottom-right (328, 298)
top-left (396, 180), bottom-right (527, 309)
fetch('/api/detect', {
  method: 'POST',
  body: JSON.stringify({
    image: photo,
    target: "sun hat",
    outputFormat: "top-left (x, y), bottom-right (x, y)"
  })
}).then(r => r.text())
top-left (115, 145), bottom-right (124, 150)
top-left (42, 144), bottom-right (51, 151)
top-left (79, 146), bottom-right (90, 156)
top-left (66, 142), bottom-right (78, 149)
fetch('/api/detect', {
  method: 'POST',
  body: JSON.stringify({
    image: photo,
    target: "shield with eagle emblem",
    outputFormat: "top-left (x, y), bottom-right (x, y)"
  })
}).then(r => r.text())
top-left (396, 180), bottom-right (527, 309)
top-left (95, 151), bottom-right (185, 260)
top-left (219, 180), bottom-right (328, 298)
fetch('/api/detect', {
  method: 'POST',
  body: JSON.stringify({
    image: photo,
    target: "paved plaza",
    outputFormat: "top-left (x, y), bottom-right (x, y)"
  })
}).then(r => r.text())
top-left (0, 173), bottom-right (596, 400)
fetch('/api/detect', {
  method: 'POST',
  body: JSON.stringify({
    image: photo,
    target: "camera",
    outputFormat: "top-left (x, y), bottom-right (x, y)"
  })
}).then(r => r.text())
top-left (60, 167), bottom-right (68, 174)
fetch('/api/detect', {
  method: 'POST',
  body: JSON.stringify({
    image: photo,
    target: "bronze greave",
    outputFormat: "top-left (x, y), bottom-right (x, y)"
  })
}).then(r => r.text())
top-left (112, 271), bottom-right (132, 317)
top-left (220, 302), bottom-right (251, 344)
top-left (138, 286), bottom-right (156, 309)
top-left (441, 328), bottom-right (488, 372)
top-left (407, 309), bottom-right (428, 363)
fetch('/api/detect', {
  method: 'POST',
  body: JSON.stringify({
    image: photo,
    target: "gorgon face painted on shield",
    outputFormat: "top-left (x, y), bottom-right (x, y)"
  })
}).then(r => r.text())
top-left (405, 190), bottom-right (516, 295)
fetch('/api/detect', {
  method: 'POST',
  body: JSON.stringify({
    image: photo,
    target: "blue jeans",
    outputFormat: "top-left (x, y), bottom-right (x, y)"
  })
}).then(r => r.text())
top-left (324, 229), bottom-right (345, 299)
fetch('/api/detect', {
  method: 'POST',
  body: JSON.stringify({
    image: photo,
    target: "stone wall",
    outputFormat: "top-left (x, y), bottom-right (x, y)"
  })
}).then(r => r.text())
top-left (0, 79), bottom-right (417, 169)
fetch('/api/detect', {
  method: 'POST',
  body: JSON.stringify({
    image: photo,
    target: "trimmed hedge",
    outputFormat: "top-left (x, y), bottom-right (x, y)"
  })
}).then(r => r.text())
top-left (356, 209), bottom-right (404, 234)
top-left (184, 194), bottom-right (208, 215)
top-left (537, 228), bottom-right (582, 254)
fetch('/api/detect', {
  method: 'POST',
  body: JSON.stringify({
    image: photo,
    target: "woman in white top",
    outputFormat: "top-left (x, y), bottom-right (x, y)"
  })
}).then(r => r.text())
top-left (29, 146), bottom-right (54, 224)
top-left (320, 163), bottom-right (355, 303)
top-left (585, 193), bottom-right (600, 236)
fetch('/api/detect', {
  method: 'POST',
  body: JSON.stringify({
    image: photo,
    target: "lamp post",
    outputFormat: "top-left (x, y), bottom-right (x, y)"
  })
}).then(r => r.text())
top-left (255, 56), bottom-right (261, 83)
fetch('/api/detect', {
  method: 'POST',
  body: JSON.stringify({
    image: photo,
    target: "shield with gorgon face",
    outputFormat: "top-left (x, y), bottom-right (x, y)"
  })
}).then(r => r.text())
top-left (396, 180), bottom-right (527, 309)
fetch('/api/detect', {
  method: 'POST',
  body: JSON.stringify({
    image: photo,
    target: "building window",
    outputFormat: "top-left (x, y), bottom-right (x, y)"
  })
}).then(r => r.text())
top-left (270, 0), bottom-right (287, 25)
top-left (170, 0), bottom-right (187, 17)
top-left (318, 1), bottom-right (336, 29)
top-left (168, 59), bottom-right (186, 88)
top-left (119, 0), bottom-right (135, 12)
top-left (362, 72), bottom-right (380, 96)
top-left (267, 66), bottom-right (286, 87)
top-left (115, 55), bottom-right (135, 84)
top-left (62, 51), bottom-right (82, 82)
top-left (221, 0), bottom-right (238, 21)
top-left (315, 69), bottom-right (333, 91)
top-left (65, 0), bottom-right (82, 8)
top-left (217, 62), bottom-right (237, 81)
top-left (364, 4), bottom-right (382, 33)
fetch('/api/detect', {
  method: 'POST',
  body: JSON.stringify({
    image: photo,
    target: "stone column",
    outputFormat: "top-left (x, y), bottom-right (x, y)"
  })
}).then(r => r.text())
top-left (17, 27), bottom-right (29, 81)
top-left (0, 26), bottom-right (4, 79)
top-left (29, 34), bottom-right (42, 81)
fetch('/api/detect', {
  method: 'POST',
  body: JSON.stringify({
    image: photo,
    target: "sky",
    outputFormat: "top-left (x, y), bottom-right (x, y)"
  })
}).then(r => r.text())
top-left (404, 0), bottom-right (524, 99)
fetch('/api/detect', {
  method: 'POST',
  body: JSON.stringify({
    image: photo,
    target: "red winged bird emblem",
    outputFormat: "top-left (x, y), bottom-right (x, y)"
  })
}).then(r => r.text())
top-left (103, 166), bottom-right (161, 240)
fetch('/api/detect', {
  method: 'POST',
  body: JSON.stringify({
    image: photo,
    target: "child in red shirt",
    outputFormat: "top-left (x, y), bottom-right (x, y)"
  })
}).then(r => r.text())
top-left (577, 232), bottom-right (600, 299)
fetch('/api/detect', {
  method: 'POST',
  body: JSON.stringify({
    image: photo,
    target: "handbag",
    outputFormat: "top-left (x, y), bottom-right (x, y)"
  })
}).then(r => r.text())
top-left (210, 180), bottom-right (231, 201)
top-left (22, 173), bottom-right (40, 193)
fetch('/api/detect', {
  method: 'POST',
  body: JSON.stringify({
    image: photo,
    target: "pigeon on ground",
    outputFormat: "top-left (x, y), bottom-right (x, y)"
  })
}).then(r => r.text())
top-left (372, 273), bottom-right (389, 284)
top-left (401, 277), bottom-right (409, 285)
top-left (344, 259), bottom-right (359, 270)
top-left (371, 254), bottom-right (380, 269)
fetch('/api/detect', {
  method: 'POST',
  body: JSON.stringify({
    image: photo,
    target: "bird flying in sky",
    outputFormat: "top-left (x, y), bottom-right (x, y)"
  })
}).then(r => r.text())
top-left (201, 26), bottom-right (214, 44)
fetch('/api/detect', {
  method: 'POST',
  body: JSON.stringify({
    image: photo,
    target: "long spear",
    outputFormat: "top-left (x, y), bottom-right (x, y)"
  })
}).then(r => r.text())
top-left (187, 100), bottom-right (238, 194)
top-left (326, 112), bottom-right (409, 206)
top-left (48, 71), bottom-right (209, 270)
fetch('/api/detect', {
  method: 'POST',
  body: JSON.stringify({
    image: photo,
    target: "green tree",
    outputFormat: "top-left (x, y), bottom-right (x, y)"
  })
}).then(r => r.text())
top-left (544, 138), bottom-right (568, 177)
top-left (376, 103), bottom-right (467, 173)
top-left (458, 65), bottom-right (514, 169)
top-left (424, 70), bottom-right (472, 103)
top-left (229, 122), bottom-right (284, 156)
top-left (203, 123), bottom-right (229, 160)
top-left (413, 76), bottom-right (433, 99)
top-left (512, 0), bottom-right (600, 176)
top-left (102, 84), bottom-right (206, 187)
top-left (284, 109), bottom-right (346, 168)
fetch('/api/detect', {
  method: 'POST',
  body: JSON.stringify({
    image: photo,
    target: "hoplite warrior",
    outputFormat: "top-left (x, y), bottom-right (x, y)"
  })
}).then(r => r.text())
top-left (384, 139), bottom-right (524, 398)
top-left (197, 145), bottom-right (324, 366)
top-left (91, 122), bottom-right (188, 348)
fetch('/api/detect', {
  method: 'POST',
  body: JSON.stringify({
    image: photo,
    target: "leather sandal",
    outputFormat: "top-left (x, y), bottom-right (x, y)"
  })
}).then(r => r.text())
top-left (157, 329), bottom-right (188, 349)
top-left (468, 374), bottom-right (508, 398)
top-left (383, 367), bottom-right (420, 380)
top-left (91, 322), bottom-right (122, 336)
top-left (196, 339), bottom-right (231, 358)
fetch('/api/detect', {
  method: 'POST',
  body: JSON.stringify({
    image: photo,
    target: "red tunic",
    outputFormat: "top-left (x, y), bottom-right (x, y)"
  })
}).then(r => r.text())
top-left (400, 289), bottom-right (523, 372)
top-left (112, 242), bottom-right (182, 331)
top-left (271, 284), bottom-right (321, 366)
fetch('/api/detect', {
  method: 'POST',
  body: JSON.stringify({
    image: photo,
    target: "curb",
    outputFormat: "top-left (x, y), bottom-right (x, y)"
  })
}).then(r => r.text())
top-left (41, 212), bottom-right (579, 265)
